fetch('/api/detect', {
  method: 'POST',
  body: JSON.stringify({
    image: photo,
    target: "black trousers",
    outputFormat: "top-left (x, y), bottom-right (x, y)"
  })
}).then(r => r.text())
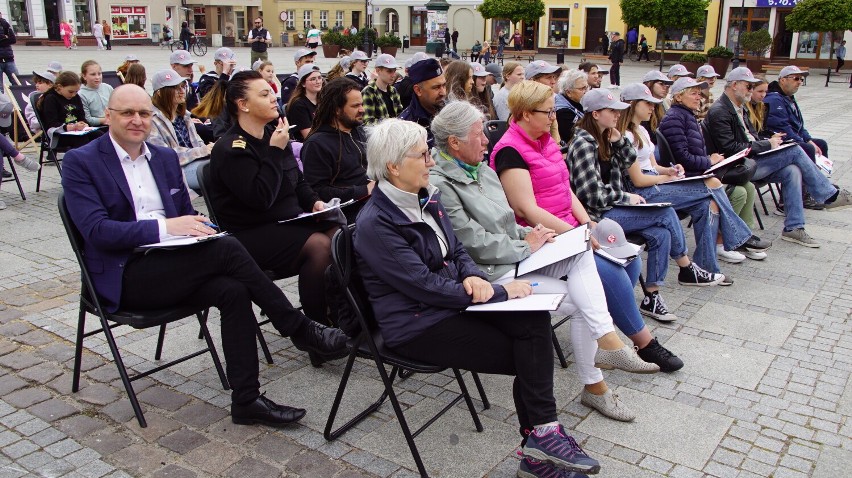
top-left (836, 57), bottom-right (845, 73)
top-left (105, 35), bottom-right (111, 50)
top-left (121, 236), bottom-right (309, 404)
top-left (393, 311), bottom-right (556, 439)
top-left (610, 61), bottom-right (621, 86)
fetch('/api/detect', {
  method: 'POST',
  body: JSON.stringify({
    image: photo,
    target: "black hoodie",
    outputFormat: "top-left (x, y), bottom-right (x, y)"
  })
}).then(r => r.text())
top-left (301, 124), bottom-right (370, 204)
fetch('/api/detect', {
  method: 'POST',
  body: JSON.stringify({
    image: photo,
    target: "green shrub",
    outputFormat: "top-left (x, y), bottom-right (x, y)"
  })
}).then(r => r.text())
top-left (680, 53), bottom-right (707, 63)
top-left (707, 46), bottom-right (734, 58)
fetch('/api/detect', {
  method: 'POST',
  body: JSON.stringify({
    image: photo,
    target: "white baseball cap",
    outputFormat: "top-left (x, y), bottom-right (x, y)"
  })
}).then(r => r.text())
top-left (670, 77), bottom-right (709, 95)
top-left (581, 88), bottom-right (630, 112)
top-left (169, 50), bottom-right (195, 66)
top-left (470, 62), bottom-right (489, 77)
top-left (374, 54), bottom-right (399, 69)
top-left (214, 47), bottom-right (236, 62)
top-left (696, 65), bottom-right (720, 78)
top-left (152, 69), bottom-right (186, 92)
top-left (621, 83), bottom-right (662, 104)
top-left (667, 64), bottom-right (695, 78)
top-left (297, 64), bottom-right (321, 82)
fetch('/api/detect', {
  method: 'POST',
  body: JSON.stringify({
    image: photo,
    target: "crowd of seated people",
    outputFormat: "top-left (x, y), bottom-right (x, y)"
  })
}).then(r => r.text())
top-left (27, 51), bottom-right (852, 478)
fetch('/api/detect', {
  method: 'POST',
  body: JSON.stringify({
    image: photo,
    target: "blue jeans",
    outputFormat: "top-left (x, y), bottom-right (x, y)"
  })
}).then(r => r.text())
top-left (631, 175), bottom-right (752, 273)
top-left (0, 60), bottom-right (18, 86)
top-left (182, 159), bottom-right (209, 192)
top-left (595, 255), bottom-right (645, 336)
top-left (603, 206), bottom-right (687, 287)
top-left (753, 144), bottom-right (837, 231)
top-left (797, 138), bottom-right (828, 162)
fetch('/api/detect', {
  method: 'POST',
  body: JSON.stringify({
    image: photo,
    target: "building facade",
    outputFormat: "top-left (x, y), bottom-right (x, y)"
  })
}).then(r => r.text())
top-left (260, 0), bottom-right (365, 49)
top-left (371, 1), bottom-right (485, 49)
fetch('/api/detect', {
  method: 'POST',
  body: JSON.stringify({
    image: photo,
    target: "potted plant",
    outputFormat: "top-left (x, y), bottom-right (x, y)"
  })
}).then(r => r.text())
top-left (706, 46), bottom-right (734, 76)
top-left (321, 30), bottom-right (344, 58)
top-left (740, 28), bottom-right (772, 72)
top-left (375, 33), bottom-right (402, 56)
top-left (680, 53), bottom-right (707, 75)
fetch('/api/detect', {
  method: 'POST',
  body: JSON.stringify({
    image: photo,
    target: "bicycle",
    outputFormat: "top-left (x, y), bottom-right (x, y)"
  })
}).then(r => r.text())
top-left (632, 48), bottom-right (660, 62)
top-left (168, 37), bottom-right (208, 56)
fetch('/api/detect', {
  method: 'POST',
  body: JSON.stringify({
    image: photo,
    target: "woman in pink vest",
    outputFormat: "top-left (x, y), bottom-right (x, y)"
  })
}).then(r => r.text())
top-left (491, 80), bottom-right (684, 392)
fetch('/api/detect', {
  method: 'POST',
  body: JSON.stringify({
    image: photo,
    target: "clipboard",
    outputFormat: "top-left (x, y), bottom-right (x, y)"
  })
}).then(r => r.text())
top-left (614, 202), bottom-right (672, 208)
top-left (278, 199), bottom-right (356, 223)
top-left (515, 224), bottom-right (590, 278)
top-left (704, 148), bottom-right (750, 174)
top-left (594, 242), bottom-right (643, 267)
top-left (757, 143), bottom-right (796, 155)
top-left (466, 293), bottom-right (565, 312)
top-left (663, 173), bottom-right (714, 184)
top-left (136, 232), bottom-right (230, 252)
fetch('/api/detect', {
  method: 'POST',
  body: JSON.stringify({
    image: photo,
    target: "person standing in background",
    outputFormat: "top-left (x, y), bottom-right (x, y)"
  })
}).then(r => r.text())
top-left (608, 32), bottom-right (625, 87)
top-left (451, 28), bottom-right (459, 51)
top-left (248, 17), bottom-right (272, 64)
top-left (93, 20), bottom-right (105, 50)
top-left (0, 12), bottom-right (18, 87)
top-left (102, 20), bottom-right (112, 50)
top-left (836, 40), bottom-right (846, 73)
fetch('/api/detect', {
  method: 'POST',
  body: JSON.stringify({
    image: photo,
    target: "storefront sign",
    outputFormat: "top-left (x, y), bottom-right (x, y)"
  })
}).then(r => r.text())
top-left (755, 0), bottom-right (799, 6)
top-left (110, 6), bottom-right (148, 39)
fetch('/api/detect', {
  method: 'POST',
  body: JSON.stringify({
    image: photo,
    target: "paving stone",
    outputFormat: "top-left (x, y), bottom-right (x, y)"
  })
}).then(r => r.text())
top-left (813, 446), bottom-right (852, 478)
top-left (79, 431), bottom-right (134, 457)
top-left (664, 334), bottom-right (774, 390)
top-left (0, 352), bottom-right (41, 371)
top-left (151, 464), bottom-right (197, 478)
top-left (0, 375), bottom-right (28, 396)
top-left (183, 441), bottom-right (243, 474)
top-left (55, 415), bottom-right (110, 439)
top-left (17, 363), bottom-right (64, 384)
top-left (137, 386), bottom-right (191, 412)
top-left (287, 449), bottom-right (345, 477)
top-left (254, 432), bottom-right (303, 463)
top-left (157, 428), bottom-right (209, 454)
top-left (2, 387), bottom-right (52, 408)
top-left (125, 413), bottom-right (181, 443)
top-left (223, 456), bottom-right (283, 478)
top-left (0, 321), bottom-right (33, 337)
top-left (74, 383), bottom-right (120, 406)
top-left (171, 400), bottom-right (229, 429)
top-left (27, 398), bottom-right (79, 422)
top-left (105, 443), bottom-right (169, 476)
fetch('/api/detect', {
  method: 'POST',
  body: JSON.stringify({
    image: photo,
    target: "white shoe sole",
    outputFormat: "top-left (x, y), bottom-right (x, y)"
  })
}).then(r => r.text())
top-left (781, 235), bottom-right (820, 248)
top-left (744, 251), bottom-right (767, 260)
top-left (678, 277), bottom-right (724, 286)
top-left (639, 309), bottom-right (678, 322)
top-left (717, 253), bottom-right (745, 264)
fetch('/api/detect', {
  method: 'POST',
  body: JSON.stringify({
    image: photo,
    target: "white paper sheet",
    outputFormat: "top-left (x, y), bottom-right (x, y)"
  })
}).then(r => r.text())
top-left (663, 173), bottom-right (714, 184)
top-left (704, 148), bottom-right (751, 174)
top-left (466, 293), bottom-right (565, 312)
top-left (757, 143), bottom-right (796, 155)
top-left (138, 232), bottom-right (230, 249)
top-left (515, 224), bottom-right (589, 277)
top-left (278, 199), bottom-right (355, 223)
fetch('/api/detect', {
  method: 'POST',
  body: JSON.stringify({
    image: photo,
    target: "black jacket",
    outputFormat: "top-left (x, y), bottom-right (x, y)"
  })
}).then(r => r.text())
top-left (301, 124), bottom-right (370, 203)
top-left (609, 39), bottom-right (624, 63)
top-left (0, 19), bottom-right (16, 61)
top-left (705, 93), bottom-right (771, 157)
top-left (197, 71), bottom-right (228, 101)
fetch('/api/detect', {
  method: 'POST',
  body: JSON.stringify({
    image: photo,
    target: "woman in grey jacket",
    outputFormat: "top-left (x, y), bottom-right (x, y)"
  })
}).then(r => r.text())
top-left (148, 69), bottom-right (212, 191)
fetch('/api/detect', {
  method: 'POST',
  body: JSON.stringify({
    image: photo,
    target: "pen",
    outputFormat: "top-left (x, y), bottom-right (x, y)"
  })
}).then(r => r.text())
top-left (530, 283), bottom-right (539, 287)
top-left (203, 222), bottom-right (218, 229)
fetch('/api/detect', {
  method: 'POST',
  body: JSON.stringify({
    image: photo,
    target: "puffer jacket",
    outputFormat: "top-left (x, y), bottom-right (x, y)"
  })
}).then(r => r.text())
top-left (430, 154), bottom-right (533, 280)
top-left (763, 80), bottom-right (811, 144)
top-left (658, 103), bottom-right (711, 176)
top-left (354, 184), bottom-right (507, 347)
top-left (490, 119), bottom-right (575, 227)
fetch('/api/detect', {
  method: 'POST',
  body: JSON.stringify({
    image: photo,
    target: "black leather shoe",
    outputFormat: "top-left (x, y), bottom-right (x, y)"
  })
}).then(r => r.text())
top-left (1, 170), bottom-right (11, 179)
top-left (231, 393), bottom-right (306, 427)
top-left (291, 321), bottom-right (348, 360)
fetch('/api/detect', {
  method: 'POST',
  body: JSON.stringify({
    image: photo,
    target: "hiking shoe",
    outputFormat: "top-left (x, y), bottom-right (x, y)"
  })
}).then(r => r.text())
top-left (803, 193), bottom-right (825, 210)
top-left (13, 155), bottom-right (41, 172)
top-left (677, 262), bottom-right (724, 286)
top-left (518, 457), bottom-right (590, 478)
top-left (636, 338), bottom-right (684, 373)
top-left (744, 235), bottom-right (772, 252)
top-left (781, 228), bottom-right (820, 248)
top-left (522, 425), bottom-right (600, 474)
top-left (581, 389), bottom-right (636, 422)
top-left (716, 245), bottom-right (745, 264)
top-left (825, 188), bottom-right (852, 211)
top-left (718, 274), bottom-right (734, 286)
top-left (639, 291), bottom-right (678, 322)
top-left (594, 345), bottom-right (659, 374)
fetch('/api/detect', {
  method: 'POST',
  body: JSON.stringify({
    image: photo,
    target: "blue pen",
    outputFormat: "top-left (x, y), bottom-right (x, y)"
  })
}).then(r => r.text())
top-left (203, 222), bottom-right (219, 229)
top-left (530, 283), bottom-right (539, 287)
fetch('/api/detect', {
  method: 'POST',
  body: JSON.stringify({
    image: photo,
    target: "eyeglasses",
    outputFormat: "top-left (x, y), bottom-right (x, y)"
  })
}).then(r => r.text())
top-left (407, 148), bottom-right (432, 164)
top-left (788, 76), bottom-right (805, 82)
top-left (532, 109), bottom-right (557, 118)
top-left (742, 82), bottom-right (755, 91)
top-left (108, 108), bottom-right (153, 119)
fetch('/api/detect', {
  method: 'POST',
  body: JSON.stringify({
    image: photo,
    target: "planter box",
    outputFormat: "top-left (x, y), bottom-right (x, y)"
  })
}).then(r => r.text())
top-left (380, 46), bottom-right (398, 57)
top-left (707, 57), bottom-right (731, 77)
top-left (681, 61), bottom-right (703, 75)
top-left (323, 44), bottom-right (341, 58)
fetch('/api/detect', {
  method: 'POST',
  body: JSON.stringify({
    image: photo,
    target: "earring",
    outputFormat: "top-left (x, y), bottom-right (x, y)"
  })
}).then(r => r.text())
top-left (243, 108), bottom-right (249, 112)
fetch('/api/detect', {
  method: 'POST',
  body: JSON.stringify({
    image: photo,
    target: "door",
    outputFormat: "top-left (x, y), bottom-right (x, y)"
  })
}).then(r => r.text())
top-left (522, 21), bottom-right (536, 50)
top-left (45, 0), bottom-right (61, 40)
top-left (352, 11), bottom-right (360, 29)
top-left (410, 10), bottom-right (427, 46)
top-left (773, 10), bottom-right (794, 59)
top-left (584, 8), bottom-right (607, 52)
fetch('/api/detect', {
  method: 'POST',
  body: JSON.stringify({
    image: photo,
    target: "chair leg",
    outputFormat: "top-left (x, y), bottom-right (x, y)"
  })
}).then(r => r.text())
top-left (379, 365), bottom-right (430, 478)
top-left (97, 314), bottom-right (148, 428)
top-left (5, 158), bottom-right (26, 201)
top-left (35, 147), bottom-right (45, 192)
top-left (753, 204), bottom-right (765, 230)
top-left (154, 324), bottom-right (167, 360)
top-left (255, 321), bottom-right (274, 364)
top-left (638, 273), bottom-right (649, 296)
top-left (552, 331), bottom-right (569, 369)
top-left (324, 346), bottom-right (377, 440)
top-left (470, 372), bottom-right (490, 410)
top-left (757, 186), bottom-right (770, 215)
top-left (452, 369), bottom-right (484, 433)
top-left (197, 310), bottom-right (230, 390)
top-left (768, 183), bottom-right (781, 209)
top-left (71, 304), bottom-right (87, 393)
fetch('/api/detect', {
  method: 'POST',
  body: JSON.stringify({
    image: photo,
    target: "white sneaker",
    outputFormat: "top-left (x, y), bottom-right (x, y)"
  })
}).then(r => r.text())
top-left (716, 244), bottom-right (745, 264)
top-left (742, 249), bottom-right (767, 260)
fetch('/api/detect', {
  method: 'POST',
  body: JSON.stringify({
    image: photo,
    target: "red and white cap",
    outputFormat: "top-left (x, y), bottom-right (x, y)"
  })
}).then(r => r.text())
top-left (152, 69), bottom-right (186, 92)
top-left (470, 62), bottom-right (489, 77)
top-left (374, 54), bottom-right (399, 69)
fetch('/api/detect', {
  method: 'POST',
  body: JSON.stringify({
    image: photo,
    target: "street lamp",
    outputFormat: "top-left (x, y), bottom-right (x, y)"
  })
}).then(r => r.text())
top-left (732, 0), bottom-right (746, 69)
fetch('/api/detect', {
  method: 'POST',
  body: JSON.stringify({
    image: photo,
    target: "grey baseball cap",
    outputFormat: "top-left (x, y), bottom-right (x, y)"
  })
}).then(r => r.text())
top-left (124, 54), bottom-right (139, 62)
top-left (779, 65), bottom-right (809, 78)
top-left (32, 70), bottom-right (56, 83)
top-left (339, 56), bottom-right (352, 70)
top-left (642, 70), bottom-right (673, 84)
top-left (590, 219), bottom-right (638, 259)
top-left (404, 52), bottom-right (429, 70)
top-left (293, 48), bottom-right (317, 62)
top-left (670, 77), bottom-right (709, 95)
top-left (251, 59), bottom-right (264, 71)
top-left (0, 94), bottom-right (14, 128)
top-left (297, 64), bottom-right (321, 82)
top-left (214, 47), bottom-right (236, 62)
top-left (668, 64), bottom-right (695, 78)
top-left (350, 50), bottom-right (370, 62)
top-left (581, 88), bottom-right (630, 112)
top-left (46, 61), bottom-right (63, 74)
top-left (470, 62), bottom-right (489, 77)
top-left (525, 60), bottom-right (561, 80)
top-left (696, 65), bottom-right (720, 78)
top-left (621, 83), bottom-right (662, 104)
top-left (485, 62), bottom-right (502, 77)
top-left (169, 50), bottom-right (195, 65)
top-left (374, 53), bottom-right (399, 69)
top-left (152, 69), bottom-right (186, 92)
top-left (726, 67), bottom-right (762, 83)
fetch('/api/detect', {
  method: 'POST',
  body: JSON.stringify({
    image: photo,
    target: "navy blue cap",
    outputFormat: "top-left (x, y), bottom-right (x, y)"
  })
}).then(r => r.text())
top-left (408, 58), bottom-right (443, 85)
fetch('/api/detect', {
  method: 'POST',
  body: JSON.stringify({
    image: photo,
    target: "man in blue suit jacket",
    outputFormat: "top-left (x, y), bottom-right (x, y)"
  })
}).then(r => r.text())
top-left (61, 84), bottom-right (347, 428)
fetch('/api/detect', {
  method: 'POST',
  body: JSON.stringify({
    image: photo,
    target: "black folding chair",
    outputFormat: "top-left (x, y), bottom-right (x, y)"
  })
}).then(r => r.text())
top-left (58, 192), bottom-right (229, 428)
top-left (0, 155), bottom-right (26, 201)
top-left (484, 120), bottom-right (508, 161)
top-left (101, 71), bottom-right (124, 89)
top-left (324, 225), bottom-right (489, 478)
top-left (30, 91), bottom-right (72, 191)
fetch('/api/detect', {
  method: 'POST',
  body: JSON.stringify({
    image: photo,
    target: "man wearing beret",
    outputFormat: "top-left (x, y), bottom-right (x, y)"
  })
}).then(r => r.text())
top-left (399, 58), bottom-right (446, 148)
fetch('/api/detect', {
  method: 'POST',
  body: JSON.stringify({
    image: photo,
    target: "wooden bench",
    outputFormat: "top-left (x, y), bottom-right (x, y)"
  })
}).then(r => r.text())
top-left (818, 69), bottom-right (852, 87)
top-left (579, 54), bottom-right (612, 67)
top-left (496, 50), bottom-right (538, 65)
top-left (762, 64), bottom-right (809, 85)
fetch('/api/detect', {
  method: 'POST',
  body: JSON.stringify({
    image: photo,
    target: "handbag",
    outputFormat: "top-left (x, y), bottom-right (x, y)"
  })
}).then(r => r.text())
top-left (719, 157), bottom-right (756, 186)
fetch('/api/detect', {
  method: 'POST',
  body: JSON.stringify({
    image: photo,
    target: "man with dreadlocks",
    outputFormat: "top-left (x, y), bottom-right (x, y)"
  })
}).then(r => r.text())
top-left (302, 77), bottom-right (372, 223)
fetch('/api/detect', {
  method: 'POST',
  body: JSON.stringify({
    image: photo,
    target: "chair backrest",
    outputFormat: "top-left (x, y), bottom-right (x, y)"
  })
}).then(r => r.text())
top-left (655, 129), bottom-right (675, 167)
top-left (330, 225), bottom-right (376, 338)
top-left (196, 162), bottom-right (217, 224)
top-left (484, 120), bottom-right (508, 161)
top-left (57, 192), bottom-right (99, 311)
top-left (700, 120), bottom-right (718, 155)
top-left (27, 91), bottom-right (50, 147)
top-left (6, 84), bottom-right (36, 140)
top-left (102, 71), bottom-right (124, 89)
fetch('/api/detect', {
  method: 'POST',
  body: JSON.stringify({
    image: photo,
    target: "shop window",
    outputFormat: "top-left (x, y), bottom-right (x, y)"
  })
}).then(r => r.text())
top-left (548, 9), bottom-right (570, 47)
top-left (490, 19), bottom-right (511, 45)
top-left (657, 12), bottom-right (707, 51)
top-left (726, 7), bottom-right (771, 51)
top-left (8, 0), bottom-right (30, 35)
top-left (74, 0), bottom-right (92, 34)
top-left (797, 31), bottom-right (842, 59)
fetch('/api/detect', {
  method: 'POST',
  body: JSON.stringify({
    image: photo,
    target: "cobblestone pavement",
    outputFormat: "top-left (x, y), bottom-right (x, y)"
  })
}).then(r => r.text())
top-left (0, 46), bottom-right (850, 477)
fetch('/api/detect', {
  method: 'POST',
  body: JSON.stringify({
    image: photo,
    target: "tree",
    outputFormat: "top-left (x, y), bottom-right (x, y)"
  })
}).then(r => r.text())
top-left (477, 0), bottom-right (545, 28)
top-left (619, 0), bottom-right (711, 70)
top-left (786, 0), bottom-right (852, 85)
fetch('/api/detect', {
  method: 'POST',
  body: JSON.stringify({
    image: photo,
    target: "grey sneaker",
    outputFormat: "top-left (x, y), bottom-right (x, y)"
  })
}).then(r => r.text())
top-left (594, 345), bottom-right (660, 374)
top-left (0, 199), bottom-right (6, 210)
top-left (14, 155), bottom-right (41, 172)
top-left (825, 189), bottom-right (852, 211)
top-left (781, 228), bottom-right (820, 248)
top-left (581, 389), bottom-right (636, 422)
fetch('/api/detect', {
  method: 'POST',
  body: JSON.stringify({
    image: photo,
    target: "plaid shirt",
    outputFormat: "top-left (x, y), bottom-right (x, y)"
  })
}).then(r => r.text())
top-left (362, 81), bottom-right (403, 126)
top-left (567, 128), bottom-right (636, 221)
